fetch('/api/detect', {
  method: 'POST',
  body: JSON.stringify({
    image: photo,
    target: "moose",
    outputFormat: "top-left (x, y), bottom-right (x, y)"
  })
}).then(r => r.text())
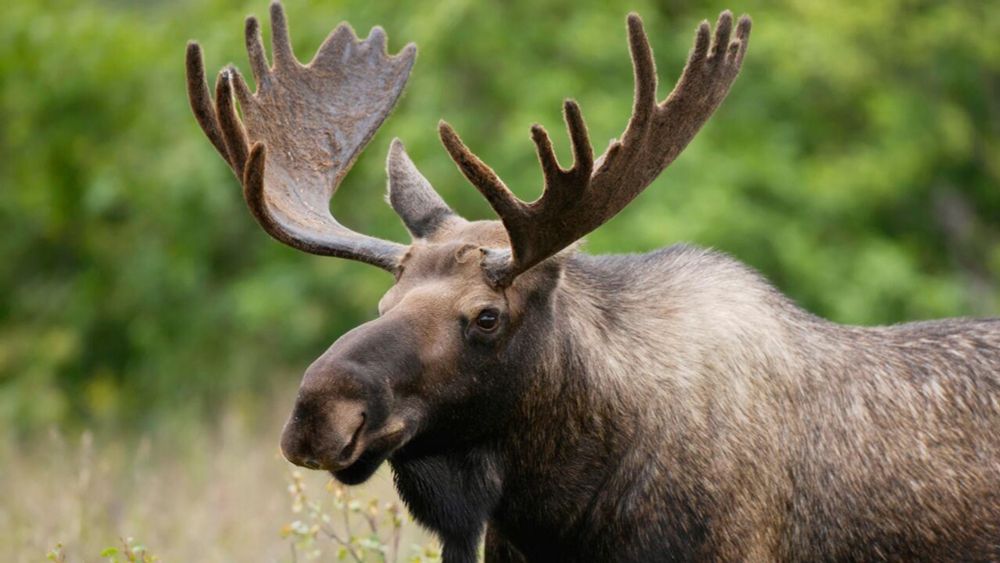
top-left (185, 2), bottom-right (1000, 561)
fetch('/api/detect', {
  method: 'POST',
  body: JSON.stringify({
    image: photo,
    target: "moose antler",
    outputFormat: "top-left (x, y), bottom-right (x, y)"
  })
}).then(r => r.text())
top-left (186, 1), bottom-right (415, 271)
top-left (440, 11), bottom-right (751, 287)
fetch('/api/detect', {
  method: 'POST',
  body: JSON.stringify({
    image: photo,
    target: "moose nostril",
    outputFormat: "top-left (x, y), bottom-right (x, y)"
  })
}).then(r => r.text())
top-left (338, 412), bottom-right (367, 462)
top-left (302, 458), bottom-right (321, 470)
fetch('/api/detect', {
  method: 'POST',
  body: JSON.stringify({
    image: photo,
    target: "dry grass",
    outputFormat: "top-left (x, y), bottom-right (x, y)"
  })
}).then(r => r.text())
top-left (0, 400), bottom-right (437, 562)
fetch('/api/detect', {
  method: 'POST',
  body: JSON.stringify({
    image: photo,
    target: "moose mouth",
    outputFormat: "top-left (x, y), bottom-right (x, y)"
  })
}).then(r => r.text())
top-left (331, 424), bottom-right (410, 485)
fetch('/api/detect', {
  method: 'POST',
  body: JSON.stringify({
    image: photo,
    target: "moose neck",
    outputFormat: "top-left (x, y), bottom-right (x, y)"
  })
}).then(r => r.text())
top-left (489, 252), bottom-right (683, 553)
top-left (491, 247), bottom-right (819, 559)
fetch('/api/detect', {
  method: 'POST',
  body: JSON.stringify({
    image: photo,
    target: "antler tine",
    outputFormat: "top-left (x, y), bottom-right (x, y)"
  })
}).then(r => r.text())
top-left (446, 11), bottom-right (751, 287)
top-left (185, 0), bottom-right (414, 271)
top-left (214, 69), bottom-right (249, 175)
top-left (185, 42), bottom-right (234, 174)
top-left (618, 13), bottom-right (657, 149)
top-left (438, 121), bottom-right (524, 219)
top-left (710, 11), bottom-right (733, 59)
top-left (530, 100), bottom-right (594, 193)
top-left (244, 16), bottom-right (270, 87)
top-left (268, 0), bottom-right (298, 68)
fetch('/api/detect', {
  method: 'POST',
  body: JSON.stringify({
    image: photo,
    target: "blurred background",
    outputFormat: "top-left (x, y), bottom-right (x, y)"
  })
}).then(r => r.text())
top-left (1, 0), bottom-right (998, 560)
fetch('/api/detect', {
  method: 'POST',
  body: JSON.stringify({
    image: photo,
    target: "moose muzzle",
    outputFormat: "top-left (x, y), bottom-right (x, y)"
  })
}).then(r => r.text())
top-left (279, 315), bottom-right (419, 475)
top-left (280, 396), bottom-right (367, 471)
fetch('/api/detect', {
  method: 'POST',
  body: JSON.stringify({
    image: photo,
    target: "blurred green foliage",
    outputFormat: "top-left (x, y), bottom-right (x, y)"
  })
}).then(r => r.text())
top-left (1, 0), bottom-right (998, 432)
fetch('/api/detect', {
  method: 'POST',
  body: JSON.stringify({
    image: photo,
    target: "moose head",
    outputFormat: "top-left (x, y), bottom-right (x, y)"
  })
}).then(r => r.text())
top-left (186, 2), bottom-right (749, 485)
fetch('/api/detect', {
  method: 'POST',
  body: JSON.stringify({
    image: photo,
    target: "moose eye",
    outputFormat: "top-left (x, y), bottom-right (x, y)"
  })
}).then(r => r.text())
top-left (475, 309), bottom-right (500, 332)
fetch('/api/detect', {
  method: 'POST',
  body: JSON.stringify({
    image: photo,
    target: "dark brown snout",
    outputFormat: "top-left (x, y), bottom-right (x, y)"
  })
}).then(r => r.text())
top-left (280, 315), bottom-right (420, 477)
top-left (281, 397), bottom-right (366, 470)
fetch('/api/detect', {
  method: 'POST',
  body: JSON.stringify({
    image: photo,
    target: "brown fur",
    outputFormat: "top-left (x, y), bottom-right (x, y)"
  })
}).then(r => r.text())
top-left (288, 219), bottom-right (1000, 561)
top-left (490, 243), bottom-right (1000, 560)
top-left (188, 5), bottom-right (1000, 561)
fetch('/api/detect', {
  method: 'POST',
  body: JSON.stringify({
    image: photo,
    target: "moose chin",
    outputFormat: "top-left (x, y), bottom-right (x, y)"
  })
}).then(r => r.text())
top-left (186, 3), bottom-right (1000, 562)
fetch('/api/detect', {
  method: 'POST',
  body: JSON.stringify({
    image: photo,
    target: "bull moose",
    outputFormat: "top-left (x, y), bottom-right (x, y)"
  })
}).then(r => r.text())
top-left (185, 2), bottom-right (1000, 561)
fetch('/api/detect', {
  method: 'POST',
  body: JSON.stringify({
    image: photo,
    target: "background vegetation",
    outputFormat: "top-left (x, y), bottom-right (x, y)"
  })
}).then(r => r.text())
top-left (1, 0), bottom-right (998, 559)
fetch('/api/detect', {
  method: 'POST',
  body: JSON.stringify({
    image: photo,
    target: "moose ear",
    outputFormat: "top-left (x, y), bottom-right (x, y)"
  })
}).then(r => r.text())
top-left (387, 139), bottom-right (461, 239)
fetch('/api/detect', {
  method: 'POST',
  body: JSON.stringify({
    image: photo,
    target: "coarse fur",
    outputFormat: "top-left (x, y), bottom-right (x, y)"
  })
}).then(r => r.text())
top-left (186, 5), bottom-right (1000, 561)
top-left (382, 231), bottom-right (1000, 562)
